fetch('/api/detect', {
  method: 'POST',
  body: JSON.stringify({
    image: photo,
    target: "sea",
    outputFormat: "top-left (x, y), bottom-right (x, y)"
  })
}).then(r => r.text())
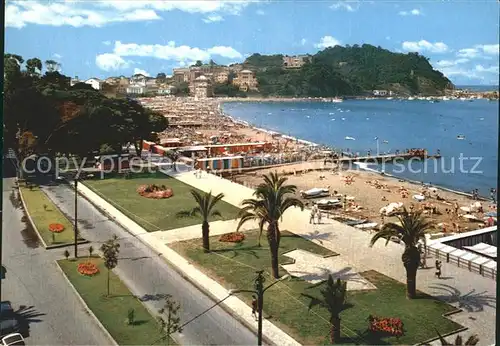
top-left (222, 99), bottom-right (499, 197)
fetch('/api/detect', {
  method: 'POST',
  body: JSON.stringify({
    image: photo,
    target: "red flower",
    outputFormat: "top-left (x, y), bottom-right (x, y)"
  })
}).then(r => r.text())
top-left (368, 315), bottom-right (404, 336)
top-left (77, 262), bottom-right (100, 276)
top-left (49, 223), bottom-right (65, 233)
top-left (219, 232), bottom-right (245, 243)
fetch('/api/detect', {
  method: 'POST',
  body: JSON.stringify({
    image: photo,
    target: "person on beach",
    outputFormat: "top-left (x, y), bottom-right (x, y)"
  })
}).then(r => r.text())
top-left (317, 210), bottom-right (322, 224)
top-left (453, 202), bottom-right (459, 215)
top-left (251, 295), bottom-right (258, 320)
top-left (490, 188), bottom-right (496, 203)
top-left (309, 209), bottom-right (316, 224)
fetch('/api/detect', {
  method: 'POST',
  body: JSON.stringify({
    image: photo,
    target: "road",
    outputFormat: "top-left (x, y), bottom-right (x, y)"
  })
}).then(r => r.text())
top-left (1, 178), bottom-right (113, 345)
top-left (41, 181), bottom-right (257, 345)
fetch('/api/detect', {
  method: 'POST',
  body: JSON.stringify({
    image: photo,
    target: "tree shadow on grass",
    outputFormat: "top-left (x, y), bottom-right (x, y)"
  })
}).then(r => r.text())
top-left (129, 319), bottom-right (149, 326)
top-left (299, 230), bottom-right (333, 245)
top-left (354, 329), bottom-right (392, 345)
top-left (427, 283), bottom-right (496, 312)
top-left (294, 267), bottom-right (368, 285)
top-left (139, 293), bottom-right (169, 302)
top-left (211, 243), bottom-right (263, 260)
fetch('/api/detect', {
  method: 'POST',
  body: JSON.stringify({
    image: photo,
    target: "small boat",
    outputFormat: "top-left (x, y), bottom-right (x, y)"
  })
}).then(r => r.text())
top-left (456, 135), bottom-right (466, 140)
top-left (442, 96), bottom-right (450, 101)
top-left (382, 140), bottom-right (389, 144)
top-left (331, 98), bottom-right (343, 103)
top-left (387, 97), bottom-right (393, 100)
top-left (345, 136), bottom-right (355, 140)
top-left (408, 97), bottom-right (415, 100)
top-left (300, 188), bottom-right (330, 199)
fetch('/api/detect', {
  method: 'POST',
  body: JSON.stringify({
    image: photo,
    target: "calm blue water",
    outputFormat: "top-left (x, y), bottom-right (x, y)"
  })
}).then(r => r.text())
top-left (222, 99), bottom-right (499, 196)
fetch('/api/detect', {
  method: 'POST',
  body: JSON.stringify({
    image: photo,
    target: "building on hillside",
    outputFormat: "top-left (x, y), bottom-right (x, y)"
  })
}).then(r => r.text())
top-left (145, 79), bottom-right (159, 93)
top-left (116, 77), bottom-right (130, 94)
top-left (126, 84), bottom-right (146, 95)
top-left (130, 74), bottom-right (148, 86)
top-left (85, 78), bottom-right (103, 90)
top-left (232, 70), bottom-right (258, 92)
top-left (157, 85), bottom-right (176, 95)
top-left (373, 90), bottom-right (393, 97)
top-left (70, 76), bottom-right (81, 86)
top-left (173, 68), bottom-right (190, 83)
top-left (214, 71), bottom-right (229, 84)
top-left (283, 55), bottom-right (311, 69)
top-left (190, 75), bottom-right (214, 98)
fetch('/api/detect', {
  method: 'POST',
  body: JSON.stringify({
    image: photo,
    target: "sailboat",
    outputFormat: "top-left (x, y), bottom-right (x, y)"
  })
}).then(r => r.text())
top-left (345, 136), bottom-right (356, 140)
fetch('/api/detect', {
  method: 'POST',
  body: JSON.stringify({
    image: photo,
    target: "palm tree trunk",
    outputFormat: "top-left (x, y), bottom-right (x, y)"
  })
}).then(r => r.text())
top-left (202, 221), bottom-right (210, 253)
top-left (267, 224), bottom-right (280, 279)
top-left (405, 265), bottom-right (418, 299)
top-left (330, 316), bottom-right (341, 344)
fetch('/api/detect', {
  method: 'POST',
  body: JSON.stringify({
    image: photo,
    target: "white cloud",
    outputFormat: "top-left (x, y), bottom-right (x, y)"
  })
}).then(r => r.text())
top-left (457, 44), bottom-right (499, 59)
top-left (402, 40), bottom-right (448, 53)
top-left (6, 0), bottom-right (256, 28)
top-left (434, 58), bottom-right (469, 68)
top-left (108, 41), bottom-right (243, 65)
top-left (330, 1), bottom-right (359, 12)
top-left (476, 44), bottom-right (499, 55)
top-left (133, 68), bottom-right (150, 76)
top-left (53, 53), bottom-right (62, 59)
top-left (95, 53), bottom-right (131, 71)
top-left (475, 65), bottom-right (499, 73)
top-left (314, 36), bottom-right (341, 49)
top-left (203, 14), bottom-right (224, 23)
top-left (256, 9), bottom-right (265, 15)
top-left (102, 41), bottom-right (111, 46)
top-left (301, 38), bottom-right (307, 46)
top-left (399, 9), bottom-right (421, 16)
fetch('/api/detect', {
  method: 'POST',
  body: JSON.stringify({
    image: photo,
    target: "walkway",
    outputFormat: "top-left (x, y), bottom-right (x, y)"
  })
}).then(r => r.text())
top-left (167, 171), bottom-right (497, 345)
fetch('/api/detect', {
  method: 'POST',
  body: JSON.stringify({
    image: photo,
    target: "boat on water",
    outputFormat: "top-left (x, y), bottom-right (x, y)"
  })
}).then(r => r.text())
top-left (387, 97), bottom-right (393, 100)
top-left (457, 135), bottom-right (466, 140)
top-left (345, 136), bottom-right (356, 140)
top-left (331, 98), bottom-right (343, 103)
top-left (442, 96), bottom-right (450, 101)
top-left (408, 97), bottom-right (415, 100)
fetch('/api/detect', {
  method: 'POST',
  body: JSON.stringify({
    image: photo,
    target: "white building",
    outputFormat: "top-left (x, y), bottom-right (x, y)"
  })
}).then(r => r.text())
top-left (126, 85), bottom-right (146, 94)
top-left (85, 78), bottom-right (103, 90)
top-left (70, 77), bottom-right (81, 86)
top-left (373, 90), bottom-right (392, 97)
top-left (157, 85), bottom-right (176, 95)
top-left (130, 74), bottom-right (148, 87)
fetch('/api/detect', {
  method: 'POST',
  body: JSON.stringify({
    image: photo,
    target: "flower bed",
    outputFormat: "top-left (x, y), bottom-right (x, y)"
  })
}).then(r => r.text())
top-left (77, 262), bottom-right (100, 276)
top-left (49, 223), bottom-right (65, 233)
top-left (368, 315), bottom-right (404, 337)
top-left (219, 232), bottom-right (245, 243)
top-left (137, 184), bottom-right (174, 199)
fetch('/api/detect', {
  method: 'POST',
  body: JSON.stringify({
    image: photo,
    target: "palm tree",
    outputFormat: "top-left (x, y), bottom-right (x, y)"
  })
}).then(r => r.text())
top-left (237, 172), bottom-right (304, 278)
top-left (369, 208), bottom-right (434, 299)
top-left (177, 190), bottom-right (225, 253)
top-left (436, 330), bottom-right (479, 345)
top-left (301, 276), bottom-right (350, 344)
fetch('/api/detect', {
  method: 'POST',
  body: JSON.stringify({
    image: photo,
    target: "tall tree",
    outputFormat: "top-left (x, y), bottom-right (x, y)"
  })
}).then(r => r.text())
top-left (100, 235), bottom-right (120, 296)
top-left (302, 276), bottom-right (351, 344)
top-left (370, 209), bottom-right (433, 299)
top-left (26, 58), bottom-right (42, 77)
top-left (237, 172), bottom-right (304, 278)
top-left (177, 190), bottom-right (225, 252)
top-left (45, 59), bottom-right (60, 72)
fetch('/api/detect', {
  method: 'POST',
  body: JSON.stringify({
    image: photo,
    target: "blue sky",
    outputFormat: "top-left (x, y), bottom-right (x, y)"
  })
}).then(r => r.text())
top-left (5, 0), bottom-right (499, 85)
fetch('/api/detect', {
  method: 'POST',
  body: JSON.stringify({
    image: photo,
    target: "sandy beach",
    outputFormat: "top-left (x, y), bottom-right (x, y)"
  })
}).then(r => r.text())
top-left (233, 162), bottom-right (497, 236)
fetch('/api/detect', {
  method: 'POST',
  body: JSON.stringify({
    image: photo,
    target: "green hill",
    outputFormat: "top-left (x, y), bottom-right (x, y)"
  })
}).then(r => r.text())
top-left (240, 44), bottom-right (454, 97)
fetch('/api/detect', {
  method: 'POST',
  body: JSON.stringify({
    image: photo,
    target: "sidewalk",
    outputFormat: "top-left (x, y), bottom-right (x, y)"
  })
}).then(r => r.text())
top-left (166, 171), bottom-right (496, 345)
top-left (76, 181), bottom-right (300, 346)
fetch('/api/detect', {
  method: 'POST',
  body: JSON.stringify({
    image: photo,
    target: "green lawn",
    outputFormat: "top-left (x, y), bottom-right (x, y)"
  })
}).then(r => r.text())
top-left (84, 172), bottom-right (240, 232)
top-left (58, 258), bottom-right (174, 345)
top-left (170, 230), bottom-right (463, 345)
top-left (20, 185), bottom-right (85, 247)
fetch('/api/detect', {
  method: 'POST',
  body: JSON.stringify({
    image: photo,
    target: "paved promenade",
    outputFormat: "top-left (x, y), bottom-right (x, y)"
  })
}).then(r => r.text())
top-left (167, 171), bottom-right (496, 345)
top-left (77, 170), bottom-right (496, 345)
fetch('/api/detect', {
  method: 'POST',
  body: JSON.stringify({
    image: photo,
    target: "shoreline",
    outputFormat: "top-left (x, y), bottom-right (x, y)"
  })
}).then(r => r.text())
top-left (217, 101), bottom-right (491, 200)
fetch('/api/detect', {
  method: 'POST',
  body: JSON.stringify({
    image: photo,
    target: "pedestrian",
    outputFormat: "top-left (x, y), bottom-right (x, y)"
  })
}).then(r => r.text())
top-left (490, 188), bottom-right (496, 203)
top-left (309, 209), bottom-right (316, 224)
top-left (435, 260), bottom-right (442, 279)
top-left (251, 295), bottom-right (258, 321)
top-left (317, 210), bottom-right (322, 224)
top-left (453, 202), bottom-right (459, 215)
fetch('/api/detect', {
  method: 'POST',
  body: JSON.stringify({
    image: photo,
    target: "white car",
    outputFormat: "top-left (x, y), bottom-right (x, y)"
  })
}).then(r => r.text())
top-left (1, 333), bottom-right (25, 346)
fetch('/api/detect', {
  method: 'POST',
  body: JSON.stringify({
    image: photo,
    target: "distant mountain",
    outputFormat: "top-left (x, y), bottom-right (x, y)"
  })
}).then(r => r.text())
top-left (239, 44), bottom-right (454, 97)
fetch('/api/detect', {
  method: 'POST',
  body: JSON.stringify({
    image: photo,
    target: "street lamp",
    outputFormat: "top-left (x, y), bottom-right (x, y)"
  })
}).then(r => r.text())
top-left (374, 136), bottom-right (380, 156)
top-left (229, 271), bottom-right (290, 345)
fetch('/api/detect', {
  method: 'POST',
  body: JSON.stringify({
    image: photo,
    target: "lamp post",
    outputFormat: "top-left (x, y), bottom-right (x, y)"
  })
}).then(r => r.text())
top-left (230, 271), bottom-right (290, 345)
top-left (374, 136), bottom-right (380, 156)
top-left (74, 177), bottom-right (79, 258)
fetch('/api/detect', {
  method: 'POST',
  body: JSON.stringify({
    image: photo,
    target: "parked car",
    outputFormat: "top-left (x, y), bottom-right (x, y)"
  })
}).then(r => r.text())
top-left (1, 333), bottom-right (25, 346)
top-left (0, 302), bottom-right (20, 337)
